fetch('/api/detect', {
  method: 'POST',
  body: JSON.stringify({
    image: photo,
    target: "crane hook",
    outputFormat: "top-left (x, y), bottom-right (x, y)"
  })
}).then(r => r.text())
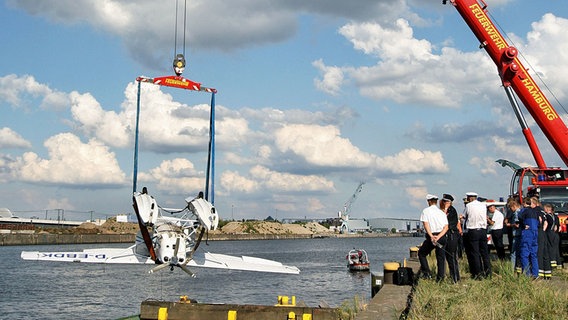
top-left (173, 53), bottom-right (186, 76)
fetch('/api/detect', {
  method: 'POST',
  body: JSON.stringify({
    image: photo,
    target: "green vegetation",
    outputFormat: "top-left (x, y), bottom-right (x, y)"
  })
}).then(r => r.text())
top-left (241, 221), bottom-right (258, 234)
top-left (407, 258), bottom-right (568, 320)
top-left (337, 294), bottom-right (367, 320)
top-left (216, 219), bottom-right (231, 229)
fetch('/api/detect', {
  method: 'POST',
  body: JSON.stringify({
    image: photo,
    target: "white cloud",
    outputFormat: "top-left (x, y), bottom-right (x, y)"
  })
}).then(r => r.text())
top-left (8, 0), bottom-right (411, 70)
top-left (219, 170), bottom-right (259, 194)
top-left (0, 74), bottom-right (69, 110)
top-left (313, 59), bottom-right (344, 96)
top-left (378, 148), bottom-right (448, 174)
top-left (515, 13), bottom-right (568, 100)
top-left (68, 82), bottom-right (251, 153)
top-left (490, 136), bottom-right (535, 167)
top-left (274, 123), bottom-right (448, 174)
top-left (339, 19), bottom-right (437, 61)
top-left (7, 0), bottom-right (296, 68)
top-left (315, 19), bottom-right (500, 107)
top-left (219, 165), bottom-right (335, 196)
top-left (275, 124), bottom-right (373, 168)
top-left (138, 158), bottom-right (205, 195)
top-left (250, 165), bottom-right (335, 192)
top-left (307, 197), bottom-right (325, 212)
top-left (469, 156), bottom-right (500, 176)
top-left (405, 181), bottom-right (428, 209)
top-left (10, 133), bottom-right (126, 186)
top-left (70, 91), bottom-right (131, 148)
top-left (0, 127), bottom-right (32, 149)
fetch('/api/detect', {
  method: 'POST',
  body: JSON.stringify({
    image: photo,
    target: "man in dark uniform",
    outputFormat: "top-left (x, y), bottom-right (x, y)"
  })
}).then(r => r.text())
top-left (440, 193), bottom-right (461, 283)
top-left (544, 204), bottom-right (562, 269)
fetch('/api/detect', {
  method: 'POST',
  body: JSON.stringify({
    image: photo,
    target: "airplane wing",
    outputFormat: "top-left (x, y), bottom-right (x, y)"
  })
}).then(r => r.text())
top-left (188, 252), bottom-right (300, 275)
top-left (20, 246), bottom-right (154, 264)
top-left (20, 247), bottom-right (300, 275)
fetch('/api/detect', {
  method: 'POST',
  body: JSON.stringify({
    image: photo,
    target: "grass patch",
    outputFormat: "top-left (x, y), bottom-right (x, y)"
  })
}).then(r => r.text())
top-left (407, 257), bottom-right (568, 320)
top-left (337, 294), bottom-right (367, 320)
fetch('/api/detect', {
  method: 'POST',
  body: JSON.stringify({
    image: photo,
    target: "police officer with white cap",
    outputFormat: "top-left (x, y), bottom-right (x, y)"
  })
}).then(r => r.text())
top-left (462, 192), bottom-right (491, 279)
top-left (418, 194), bottom-right (449, 281)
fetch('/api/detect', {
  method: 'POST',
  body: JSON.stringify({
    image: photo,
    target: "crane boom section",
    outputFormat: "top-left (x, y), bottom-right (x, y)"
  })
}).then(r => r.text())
top-left (449, 0), bottom-right (568, 167)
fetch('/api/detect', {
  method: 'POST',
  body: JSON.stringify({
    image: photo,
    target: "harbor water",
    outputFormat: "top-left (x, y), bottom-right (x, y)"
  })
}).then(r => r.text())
top-left (0, 236), bottom-right (419, 319)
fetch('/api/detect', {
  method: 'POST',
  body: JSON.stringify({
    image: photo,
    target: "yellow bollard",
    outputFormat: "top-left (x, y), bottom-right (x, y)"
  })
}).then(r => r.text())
top-left (302, 313), bottom-right (312, 320)
top-left (383, 262), bottom-right (400, 284)
top-left (409, 247), bottom-right (419, 259)
top-left (276, 295), bottom-right (296, 306)
top-left (288, 311), bottom-right (296, 320)
top-left (227, 310), bottom-right (237, 320)
top-left (157, 307), bottom-right (168, 320)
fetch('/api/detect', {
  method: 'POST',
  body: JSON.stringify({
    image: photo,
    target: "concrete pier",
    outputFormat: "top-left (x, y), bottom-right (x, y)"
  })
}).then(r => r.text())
top-left (139, 300), bottom-right (339, 320)
top-left (354, 259), bottom-right (420, 320)
top-left (135, 258), bottom-right (420, 320)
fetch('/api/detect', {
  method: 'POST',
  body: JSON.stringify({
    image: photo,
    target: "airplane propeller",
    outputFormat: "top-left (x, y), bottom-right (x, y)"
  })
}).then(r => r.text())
top-left (148, 262), bottom-right (170, 274)
top-left (148, 234), bottom-right (196, 277)
top-left (179, 264), bottom-right (196, 278)
top-left (180, 229), bottom-right (203, 277)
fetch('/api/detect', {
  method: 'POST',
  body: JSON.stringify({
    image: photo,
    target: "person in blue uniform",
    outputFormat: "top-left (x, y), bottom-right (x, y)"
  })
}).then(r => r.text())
top-left (506, 199), bottom-right (522, 274)
top-left (519, 197), bottom-right (540, 278)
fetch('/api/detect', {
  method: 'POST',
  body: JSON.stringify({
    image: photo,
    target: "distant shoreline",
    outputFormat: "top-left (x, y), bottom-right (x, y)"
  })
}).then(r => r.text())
top-left (1, 231), bottom-right (415, 246)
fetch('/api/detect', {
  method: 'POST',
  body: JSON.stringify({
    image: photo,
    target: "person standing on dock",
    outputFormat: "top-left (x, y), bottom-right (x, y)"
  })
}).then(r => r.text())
top-left (418, 194), bottom-right (449, 282)
top-left (487, 203), bottom-right (506, 260)
top-left (535, 198), bottom-right (552, 279)
top-left (440, 193), bottom-right (461, 283)
top-left (519, 197), bottom-right (540, 278)
top-left (462, 192), bottom-right (491, 279)
top-left (544, 204), bottom-right (561, 269)
top-left (506, 199), bottom-right (522, 274)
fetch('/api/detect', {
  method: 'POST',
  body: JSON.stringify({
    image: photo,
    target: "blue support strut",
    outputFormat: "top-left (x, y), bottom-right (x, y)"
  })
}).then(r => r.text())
top-left (205, 92), bottom-right (215, 204)
top-left (132, 80), bottom-right (142, 194)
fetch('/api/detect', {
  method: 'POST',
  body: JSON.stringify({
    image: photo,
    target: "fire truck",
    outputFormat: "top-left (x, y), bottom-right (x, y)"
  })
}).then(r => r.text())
top-left (444, 0), bottom-right (568, 257)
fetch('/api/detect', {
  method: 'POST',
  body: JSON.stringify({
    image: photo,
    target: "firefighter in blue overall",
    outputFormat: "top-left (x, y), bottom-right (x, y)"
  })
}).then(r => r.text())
top-left (519, 197), bottom-right (540, 278)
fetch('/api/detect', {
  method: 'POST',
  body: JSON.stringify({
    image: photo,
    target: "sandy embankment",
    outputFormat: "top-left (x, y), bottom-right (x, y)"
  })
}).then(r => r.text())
top-left (68, 220), bottom-right (334, 236)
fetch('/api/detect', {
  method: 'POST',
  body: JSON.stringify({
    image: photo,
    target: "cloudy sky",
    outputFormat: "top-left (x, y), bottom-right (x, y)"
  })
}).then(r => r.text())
top-left (1, 0), bottom-right (568, 222)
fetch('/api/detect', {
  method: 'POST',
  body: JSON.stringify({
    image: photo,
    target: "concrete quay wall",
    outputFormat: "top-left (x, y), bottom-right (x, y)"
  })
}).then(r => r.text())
top-left (0, 233), bottom-right (135, 246)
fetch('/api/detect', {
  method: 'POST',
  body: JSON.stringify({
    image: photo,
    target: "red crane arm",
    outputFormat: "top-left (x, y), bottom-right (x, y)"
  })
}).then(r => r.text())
top-left (449, 0), bottom-right (568, 167)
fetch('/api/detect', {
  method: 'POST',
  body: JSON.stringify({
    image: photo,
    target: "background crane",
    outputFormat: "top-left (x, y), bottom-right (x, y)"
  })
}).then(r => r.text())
top-left (338, 182), bottom-right (365, 221)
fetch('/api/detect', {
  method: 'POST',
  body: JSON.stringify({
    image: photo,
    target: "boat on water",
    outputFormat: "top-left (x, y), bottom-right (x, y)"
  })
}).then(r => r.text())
top-left (346, 249), bottom-right (370, 272)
